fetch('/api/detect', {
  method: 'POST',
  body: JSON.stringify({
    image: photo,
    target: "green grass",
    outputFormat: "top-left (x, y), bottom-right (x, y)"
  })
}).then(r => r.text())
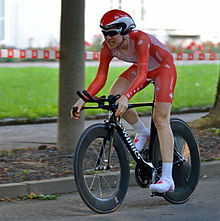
top-left (0, 64), bottom-right (219, 119)
top-left (0, 67), bottom-right (58, 119)
top-left (173, 65), bottom-right (219, 109)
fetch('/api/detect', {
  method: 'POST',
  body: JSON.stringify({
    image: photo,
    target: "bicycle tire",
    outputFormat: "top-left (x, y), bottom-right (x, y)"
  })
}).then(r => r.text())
top-left (74, 123), bottom-right (130, 213)
top-left (152, 118), bottom-right (200, 204)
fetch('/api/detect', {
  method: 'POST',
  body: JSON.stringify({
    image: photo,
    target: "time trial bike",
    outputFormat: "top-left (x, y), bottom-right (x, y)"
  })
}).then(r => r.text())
top-left (72, 90), bottom-right (200, 214)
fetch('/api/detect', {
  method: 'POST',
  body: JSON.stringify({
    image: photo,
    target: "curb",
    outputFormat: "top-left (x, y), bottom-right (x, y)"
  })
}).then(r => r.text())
top-left (0, 107), bottom-right (211, 126)
top-left (0, 161), bottom-right (219, 199)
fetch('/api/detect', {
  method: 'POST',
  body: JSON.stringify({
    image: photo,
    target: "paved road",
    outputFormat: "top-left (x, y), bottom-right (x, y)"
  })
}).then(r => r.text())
top-left (0, 174), bottom-right (219, 221)
top-left (0, 112), bottom-right (208, 150)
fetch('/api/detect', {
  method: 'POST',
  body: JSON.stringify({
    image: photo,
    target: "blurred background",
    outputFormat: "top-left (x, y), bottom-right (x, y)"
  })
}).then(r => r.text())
top-left (0, 0), bottom-right (220, 53)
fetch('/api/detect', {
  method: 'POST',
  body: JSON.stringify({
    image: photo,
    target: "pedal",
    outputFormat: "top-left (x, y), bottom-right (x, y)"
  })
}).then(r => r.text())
top-left (151, 192), bottom-right (165, 197)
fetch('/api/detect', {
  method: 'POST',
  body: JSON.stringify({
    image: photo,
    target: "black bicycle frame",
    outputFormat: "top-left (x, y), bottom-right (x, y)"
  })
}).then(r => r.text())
top-left (75, 90), bottom-right (187, 188)
top-left (104, 105), bottom-right (157, 175)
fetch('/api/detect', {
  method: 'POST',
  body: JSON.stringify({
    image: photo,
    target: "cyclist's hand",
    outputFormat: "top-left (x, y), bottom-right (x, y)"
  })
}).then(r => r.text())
top-left (71, 99), bottom-right (86, 120)
top-left (115, 95), bottom-right (128, 117)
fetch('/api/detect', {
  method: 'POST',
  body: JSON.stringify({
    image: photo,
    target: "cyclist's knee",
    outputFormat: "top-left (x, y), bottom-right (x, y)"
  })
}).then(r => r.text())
top-left (153, 104), bottom-right (171, 129)
top-left (109, 77), bottom-right (131, 95)
top-left (153, 114), bottom-right (169, 129)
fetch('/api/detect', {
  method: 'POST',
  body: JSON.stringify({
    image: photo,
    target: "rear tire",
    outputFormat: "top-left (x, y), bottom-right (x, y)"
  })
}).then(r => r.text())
top-left (152, 118), bottom-right (200, 204)
top-left (74, 123), bottom-right (130, 213)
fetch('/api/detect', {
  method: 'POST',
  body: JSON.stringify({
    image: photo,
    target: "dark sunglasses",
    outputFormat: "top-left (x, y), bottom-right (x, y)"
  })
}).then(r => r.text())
top-left (102, 28), bottom-right (121, 37)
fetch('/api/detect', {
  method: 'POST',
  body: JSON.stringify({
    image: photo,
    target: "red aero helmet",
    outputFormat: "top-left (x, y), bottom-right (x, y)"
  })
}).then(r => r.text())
top-left (100, 9), bottom-right (136, 35)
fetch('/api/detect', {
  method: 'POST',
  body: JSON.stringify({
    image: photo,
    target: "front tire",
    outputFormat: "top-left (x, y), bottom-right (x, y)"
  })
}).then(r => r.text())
top-left (74, 123), bottom-right (130, 213)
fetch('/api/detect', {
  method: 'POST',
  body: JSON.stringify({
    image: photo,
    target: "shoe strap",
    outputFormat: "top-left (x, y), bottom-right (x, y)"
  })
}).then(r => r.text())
top-left (157, 179), bottom-right (173, 187)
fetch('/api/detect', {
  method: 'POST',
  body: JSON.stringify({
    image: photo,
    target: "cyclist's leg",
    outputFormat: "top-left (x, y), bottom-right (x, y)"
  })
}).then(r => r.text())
top-left (109, 75), bottom-right (138, 125)
top-left (150, 63), bottom-right (177, 193)
top-left (153, 102), bottom-right (173, 163)
top-left (109, 64), bottom-right (150, 151)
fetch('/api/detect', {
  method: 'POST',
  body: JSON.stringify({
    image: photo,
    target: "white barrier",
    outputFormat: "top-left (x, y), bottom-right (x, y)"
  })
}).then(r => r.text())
top-left (0, 49), bottom-right (60, 59)
top-left (0, 49), bottom-right (220, 61)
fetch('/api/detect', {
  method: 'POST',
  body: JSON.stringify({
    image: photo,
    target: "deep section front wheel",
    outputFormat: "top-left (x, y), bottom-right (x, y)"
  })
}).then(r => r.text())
top-left (152, 118), bottom-right (200, 204)
top-left (74, 123), bottom-right (130, 213)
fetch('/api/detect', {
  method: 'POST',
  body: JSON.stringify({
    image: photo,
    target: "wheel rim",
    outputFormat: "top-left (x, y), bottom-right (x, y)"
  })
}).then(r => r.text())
top-left (82, 137), bottom-right (122, 199)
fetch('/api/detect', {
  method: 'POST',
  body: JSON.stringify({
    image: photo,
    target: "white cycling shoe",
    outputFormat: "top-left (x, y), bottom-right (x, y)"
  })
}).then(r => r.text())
top-left (133, 134), bottom-right (150, 152)
top-left (150, 178), bottom-right (175, 193)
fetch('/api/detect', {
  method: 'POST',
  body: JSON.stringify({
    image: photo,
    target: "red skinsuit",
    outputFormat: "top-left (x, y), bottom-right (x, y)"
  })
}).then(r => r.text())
top-left (87, 30), bottom-right (177, 103)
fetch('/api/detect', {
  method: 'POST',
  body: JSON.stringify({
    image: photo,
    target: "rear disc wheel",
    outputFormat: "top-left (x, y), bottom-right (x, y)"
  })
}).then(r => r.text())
top-left (152, 118), bottom-right (200, 204)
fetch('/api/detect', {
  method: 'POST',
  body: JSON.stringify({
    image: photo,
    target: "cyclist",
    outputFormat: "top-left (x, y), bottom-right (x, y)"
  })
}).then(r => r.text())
top-left (72, 9), bottom-right (177, 194)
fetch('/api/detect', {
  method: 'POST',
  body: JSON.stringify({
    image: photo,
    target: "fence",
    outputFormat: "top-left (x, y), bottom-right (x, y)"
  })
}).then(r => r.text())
top-left (0, 49), bottom-right (220, 61)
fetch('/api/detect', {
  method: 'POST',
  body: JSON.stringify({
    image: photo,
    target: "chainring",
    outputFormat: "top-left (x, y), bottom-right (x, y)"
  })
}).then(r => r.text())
top-left (134, 164), bottom-right (151, 188)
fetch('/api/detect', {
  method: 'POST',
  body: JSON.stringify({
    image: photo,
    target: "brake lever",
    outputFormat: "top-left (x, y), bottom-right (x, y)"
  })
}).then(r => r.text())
top-left (71, 106), bottom-right (80, 118)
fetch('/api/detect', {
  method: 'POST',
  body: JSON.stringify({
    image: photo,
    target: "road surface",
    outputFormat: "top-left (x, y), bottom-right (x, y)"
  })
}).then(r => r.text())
top-left (0, 174), bottom-right (219, 221)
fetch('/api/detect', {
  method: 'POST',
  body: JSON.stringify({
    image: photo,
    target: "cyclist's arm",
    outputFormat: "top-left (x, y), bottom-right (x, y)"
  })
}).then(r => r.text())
top-left (123, 32), bottom-right (150, 100)
top-left (87, 42), bottom-right (113, 97)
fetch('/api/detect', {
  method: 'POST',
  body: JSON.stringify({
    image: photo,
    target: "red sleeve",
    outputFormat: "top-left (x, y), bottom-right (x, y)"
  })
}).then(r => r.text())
top-left (87, 41), bottom-right (113, 97)
top-left (124, 31), bottom-right (150, 100)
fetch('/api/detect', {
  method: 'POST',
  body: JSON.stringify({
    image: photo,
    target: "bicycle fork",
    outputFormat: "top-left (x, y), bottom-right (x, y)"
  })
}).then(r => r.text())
top-left (106, 124), bottom-right (115, 170)
top-left (94, 124), bottom-right (115, 171)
